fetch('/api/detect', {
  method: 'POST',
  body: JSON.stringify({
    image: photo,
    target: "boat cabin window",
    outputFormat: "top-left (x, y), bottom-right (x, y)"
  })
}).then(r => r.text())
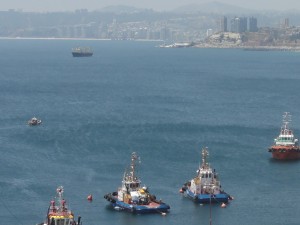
top-left (130, 183), bottom-right (139, 188)
top-left (278, 137), bottom-right (292, 141)
top-left (53, 218), bottom-right (71, 225)
top-left (201, 173), bottom-right (212, 178)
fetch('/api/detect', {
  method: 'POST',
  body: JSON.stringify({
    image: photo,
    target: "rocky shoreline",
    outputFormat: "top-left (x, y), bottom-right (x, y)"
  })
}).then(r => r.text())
top-left (194, 44), bottom-right (300, 51)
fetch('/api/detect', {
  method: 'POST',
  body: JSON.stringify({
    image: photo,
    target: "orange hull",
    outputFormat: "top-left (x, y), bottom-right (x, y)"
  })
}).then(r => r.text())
top-left (269, 146), bottom-right (300, 160)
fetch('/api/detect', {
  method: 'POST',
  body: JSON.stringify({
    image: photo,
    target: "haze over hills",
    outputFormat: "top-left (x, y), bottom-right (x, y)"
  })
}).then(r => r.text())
top-left (171, 1), bottom-right (256, 14)
top-left (1, 0), bottom-right (300, 42)
top-left (2, 1), bottom-right (299, 14)
top-left (98, 5), bottom-right (155, 14)
top-left (96, 1), bottom-right (299, 14)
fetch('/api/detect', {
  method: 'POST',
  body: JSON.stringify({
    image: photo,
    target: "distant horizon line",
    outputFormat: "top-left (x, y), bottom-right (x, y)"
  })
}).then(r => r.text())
top-left (1, 3), bottom-right (300, 14)
top-left (0, 37), bottom-right (164, 42)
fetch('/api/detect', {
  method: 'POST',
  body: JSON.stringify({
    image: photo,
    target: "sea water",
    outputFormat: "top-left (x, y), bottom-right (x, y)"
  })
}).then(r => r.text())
top-left (0, 39), bottom-right (300, 225)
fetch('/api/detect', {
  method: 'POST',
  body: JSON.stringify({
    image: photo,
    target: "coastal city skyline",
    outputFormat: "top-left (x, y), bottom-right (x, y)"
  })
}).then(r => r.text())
top-left (2, 0), bottom-right (300, 12)
top-left (0, 5), bottom-right (299, 46)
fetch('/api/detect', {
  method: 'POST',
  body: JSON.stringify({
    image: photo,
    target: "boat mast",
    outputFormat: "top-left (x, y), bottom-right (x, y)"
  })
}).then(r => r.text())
top-left (282, 112), bottom-right (291, 134)
top-left (201, 147), bottom-right (209, 169)
top-left (130, 152), bottom-right (139, 181)
top-left (56, 186), bottom-right (64, 212)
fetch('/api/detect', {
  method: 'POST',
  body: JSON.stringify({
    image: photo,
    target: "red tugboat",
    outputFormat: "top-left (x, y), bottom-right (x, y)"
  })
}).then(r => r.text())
top-left (37, 186), bottom-right (82, 225)
top-left (268, 112), bottom-right (300, 160)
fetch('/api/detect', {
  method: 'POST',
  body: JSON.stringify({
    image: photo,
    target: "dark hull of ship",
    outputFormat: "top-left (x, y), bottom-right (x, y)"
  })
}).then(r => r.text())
top-left (185, 189), bottom-right (230, 203)
top-left (271, 150), bottom-right (300, 159)
top-left (72, 52), bottom-right (93, 57)
top-left (104, 193), bottom-right (170, 214)
top-left (269, 147), bottom-right (300, 160)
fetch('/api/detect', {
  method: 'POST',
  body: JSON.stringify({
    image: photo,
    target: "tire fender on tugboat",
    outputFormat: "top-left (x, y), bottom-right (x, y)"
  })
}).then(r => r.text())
top-left (131, 206), bottom-right (136, 213)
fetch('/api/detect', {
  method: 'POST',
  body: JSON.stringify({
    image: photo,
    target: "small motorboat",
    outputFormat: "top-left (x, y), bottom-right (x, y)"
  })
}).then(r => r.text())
top-left (28, 117), bottom-right (42, 126)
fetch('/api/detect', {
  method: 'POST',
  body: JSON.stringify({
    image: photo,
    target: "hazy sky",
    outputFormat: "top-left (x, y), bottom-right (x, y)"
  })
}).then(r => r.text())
top-left (2, 0), bottom-right (300, 12)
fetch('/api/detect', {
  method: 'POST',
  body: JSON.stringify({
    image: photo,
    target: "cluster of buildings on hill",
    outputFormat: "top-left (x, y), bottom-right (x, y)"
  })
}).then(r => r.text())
top-left (218, 16), bottom-right (290, 34)
top-left (0, 9), bottom-right (298, 45)
top-left (219, 16), bottom-right (258, 33)
top-left (201, 15), bottom-right (300, 49)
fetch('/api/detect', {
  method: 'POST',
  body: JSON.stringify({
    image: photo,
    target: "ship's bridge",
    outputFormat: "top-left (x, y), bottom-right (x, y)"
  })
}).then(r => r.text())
top-left (199, 168), bottom-right (217, 184)
top-left (48, 214), bottom-right (74, 225)
top-left (275, 135), bottom-right (297, 145)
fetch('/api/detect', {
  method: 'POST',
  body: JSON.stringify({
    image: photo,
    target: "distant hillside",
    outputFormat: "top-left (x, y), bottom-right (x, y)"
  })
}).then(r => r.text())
top-left (98, 2), bottom-right (298, 15)
top-left (172, 1), bottom-right (255, 14)
top-left (99, 5), bottom-right (153, 14)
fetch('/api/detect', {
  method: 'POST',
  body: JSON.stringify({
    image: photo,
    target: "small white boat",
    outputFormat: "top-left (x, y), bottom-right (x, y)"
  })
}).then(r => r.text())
top-left (28, 117), bottom-right (42, 126)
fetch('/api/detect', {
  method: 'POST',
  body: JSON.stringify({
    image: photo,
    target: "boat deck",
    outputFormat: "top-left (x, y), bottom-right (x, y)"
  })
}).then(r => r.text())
top-left (146, 201), bottom-right (160, 208)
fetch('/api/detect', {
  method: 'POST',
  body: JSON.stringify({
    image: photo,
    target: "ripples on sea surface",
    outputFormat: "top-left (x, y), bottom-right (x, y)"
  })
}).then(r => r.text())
top-left (0, 39), bottom-right (300, 225)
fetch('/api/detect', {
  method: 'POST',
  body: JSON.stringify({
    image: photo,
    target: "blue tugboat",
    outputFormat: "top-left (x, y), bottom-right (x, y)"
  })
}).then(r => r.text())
top-left (104, 152), bottom-right (170, 214)
top-left (180, 147), bottom-right (232, 204)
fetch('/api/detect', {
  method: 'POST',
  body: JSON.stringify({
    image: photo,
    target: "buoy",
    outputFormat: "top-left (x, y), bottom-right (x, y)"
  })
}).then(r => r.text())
top-left (161, 212), bottom-right (167, 216)
top-left (87, 194), bottom-right (93, 201)
top-left (221, 203), bottom-right (226, 208)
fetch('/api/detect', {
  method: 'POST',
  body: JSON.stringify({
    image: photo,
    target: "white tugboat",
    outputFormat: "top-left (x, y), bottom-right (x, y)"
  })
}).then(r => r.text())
top-left (104, 152), bottom-right (170, 214)
top-left (180, 147), bottom-right (232, 204)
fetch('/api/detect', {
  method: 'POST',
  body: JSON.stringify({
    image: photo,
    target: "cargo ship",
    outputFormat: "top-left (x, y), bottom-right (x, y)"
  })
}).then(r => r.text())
top-left (179, 147), bottom-right (232, 204)
top-left (72, 47), bottom-right (93, 57)
top-left (104, 152), bottom-right (170, 214)
top-left (268, 112), bottom-right (300, 159)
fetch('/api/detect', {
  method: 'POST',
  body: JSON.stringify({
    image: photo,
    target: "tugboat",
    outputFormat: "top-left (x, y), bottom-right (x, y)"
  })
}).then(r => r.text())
top-left (268, 112), bottom-right (300, 160)
top-left (28, 117), bottom-right (42, 126)
top-left (179, 147), bottom-right (232, 204)
top-left (104, 152), bottom-right (170, 214)
top-left (37, 186), bottom-right (82, 225)
top-left (72, 47), bottom-right (93, 57)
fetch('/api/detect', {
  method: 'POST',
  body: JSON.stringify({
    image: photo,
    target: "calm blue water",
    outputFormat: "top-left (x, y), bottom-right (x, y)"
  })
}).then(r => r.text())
top-left (0, 39), bottom-right (300, 225)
